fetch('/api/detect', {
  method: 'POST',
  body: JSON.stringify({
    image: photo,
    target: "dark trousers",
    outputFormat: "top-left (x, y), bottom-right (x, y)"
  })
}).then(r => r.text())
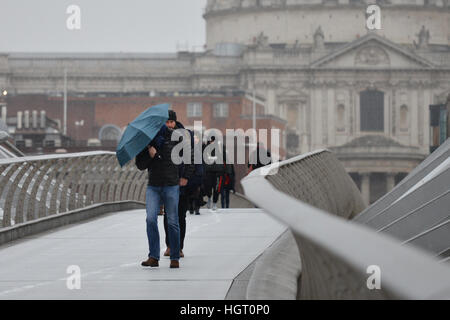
top-left (221, 188), bottom-right (230, 208)
top-left (164, 193), bottom-right (188, 250)
top-left (188, 186), bottom-right (202, 212)
top-left (204, 173), bottom-right (220, 203)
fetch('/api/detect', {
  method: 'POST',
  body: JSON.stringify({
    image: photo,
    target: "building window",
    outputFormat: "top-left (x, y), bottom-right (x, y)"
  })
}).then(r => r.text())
top-left (187, 102), bottom-right (202, 118)
top-left (336, 104), bottom-right (345, 132)
top-left (360, 89), bottom-right (384, 132)
top-left (45, 140), bottom-right (55, 147)
top-left (15, 140), bottom-right (25, 148)
top-left (286, 131), bottom-right (299, 149)
top-left (213, 103), bottom-right (229, 118)
top-left (370, 173), bottom-right (387, 204)
top-left (99, 124), bottom-right (122, 142)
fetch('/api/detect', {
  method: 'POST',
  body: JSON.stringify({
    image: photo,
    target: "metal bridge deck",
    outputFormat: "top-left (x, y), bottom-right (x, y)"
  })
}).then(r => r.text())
top-left (0, 208), bottom-right (285, 300)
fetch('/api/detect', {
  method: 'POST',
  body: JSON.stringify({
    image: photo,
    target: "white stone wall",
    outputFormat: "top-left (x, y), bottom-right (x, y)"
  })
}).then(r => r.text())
top-left (268, 74), bottom-right (448, 156)
top-left (205, 6), bottom-right (449, 49)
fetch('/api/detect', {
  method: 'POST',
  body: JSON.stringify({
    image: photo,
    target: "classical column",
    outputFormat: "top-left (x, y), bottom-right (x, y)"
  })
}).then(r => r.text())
top-left (387, 172), bottom-right (396, 192)
top-left (327, 88), bottom-right (335, 146)
top-left (361, 173), bottom-right (371, 206)
top-left (300, 101), bottom-right (309, 154)
top-left (411, 90), bottom-right (419, 146)
top-left (423, 88), bottom-right (431, 152)
top-left (315, 88), bottom-right (323, 148)
top-left (322, 87), bottom-right (328, 146)
top-left (447, 93), bottom-right (450, 140)
top-left (267, 88), bottom-right (277, 116)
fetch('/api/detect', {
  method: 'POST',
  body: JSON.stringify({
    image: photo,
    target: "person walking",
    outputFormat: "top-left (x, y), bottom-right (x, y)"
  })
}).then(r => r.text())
top-left (203, 137), bottom-right (225, 211)
top-left (188, 132), bottom-right (205, 215)
top-left (136, 110), bottom-right (189, 269)
top-left (163, 119), bottom-right (195, 258)
top-left (219, 148), bottom-right (235, 209)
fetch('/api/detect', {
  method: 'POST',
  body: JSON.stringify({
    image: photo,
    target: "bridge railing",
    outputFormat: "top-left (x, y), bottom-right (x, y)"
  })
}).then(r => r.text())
top-left (242, 149), bottom-right (450, 299)
top-left (0, 151), bottom-right (147, 229)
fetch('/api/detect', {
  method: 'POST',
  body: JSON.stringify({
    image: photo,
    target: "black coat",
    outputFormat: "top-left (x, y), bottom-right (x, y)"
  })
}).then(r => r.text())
top-left (136, 125), bottom-right (194, 187)
top-left (204, 141), bottom-right (226, 175)
top-left (248, 146), bottom-right (272, 170)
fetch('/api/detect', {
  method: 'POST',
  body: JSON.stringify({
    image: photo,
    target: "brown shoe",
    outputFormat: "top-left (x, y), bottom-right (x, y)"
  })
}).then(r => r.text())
top-left (164, 248), bottom-right (170, 256)
top-left (180, 250), bottom-right (184, 258)
top-left (170, 260), bottom-right (179, 268)
top-left (141, 257), bottom-right (159, 267)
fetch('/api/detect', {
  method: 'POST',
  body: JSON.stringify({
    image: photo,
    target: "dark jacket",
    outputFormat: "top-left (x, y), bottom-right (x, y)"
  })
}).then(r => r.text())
top-left (248, 146), bottom-right (272, 170)
top-left (136, 122), bottom-right (194, 187)
top-left (219, 147), bottom-right (235, 192)
top-left (175, 122), bottom-right (196, 195)
top-left (186, 140), bottom-right (204, 189)
top-left (204, 141), bottom-right (226, 175)
top-left (223, 163), bottom-right (235, 191)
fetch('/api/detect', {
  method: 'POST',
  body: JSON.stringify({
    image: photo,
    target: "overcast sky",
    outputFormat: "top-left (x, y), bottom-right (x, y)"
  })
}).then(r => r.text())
top-left (0, 0), bottom-right (207, 52)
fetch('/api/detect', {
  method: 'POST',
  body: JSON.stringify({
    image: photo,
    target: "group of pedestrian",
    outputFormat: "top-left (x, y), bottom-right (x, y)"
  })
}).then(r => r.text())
top-left (202, 136), bottom-right (236, 211)
top-left (135, 110), bottom-right (235, 269)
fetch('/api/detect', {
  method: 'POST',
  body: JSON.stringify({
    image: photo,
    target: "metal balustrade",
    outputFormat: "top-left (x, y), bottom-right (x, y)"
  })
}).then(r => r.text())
top-left (242, 149), bottom-right (450, 299)
top-left (0, 151), bottom-right (147, 228)
top-left (353, 139), bottom-right (450, 261)
top-left (265, 149), bottom-right (366, 219)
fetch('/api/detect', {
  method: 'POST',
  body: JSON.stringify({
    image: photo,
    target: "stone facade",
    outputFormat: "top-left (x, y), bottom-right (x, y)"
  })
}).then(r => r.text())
top-left (0, 2), bottom-right (449, 203)
top-left (204, 0), bottom-right (450, 49)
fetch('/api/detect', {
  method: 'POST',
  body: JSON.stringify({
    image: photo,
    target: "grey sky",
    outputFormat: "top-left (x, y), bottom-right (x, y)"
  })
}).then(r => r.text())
top-left (0, 0), bottom-right (207, 52)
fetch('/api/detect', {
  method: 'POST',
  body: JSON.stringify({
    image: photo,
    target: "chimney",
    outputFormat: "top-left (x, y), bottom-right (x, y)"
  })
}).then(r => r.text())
top-left (40, 111), bottom-right (46, 128)
top-left (32, 110), bottom-right (38, 129)
top-left (24, 110), bottom-right (30, 129)
top-left (1, 105), bottom-right (6, 124)
top-left (17, 111), bottom-right (23, 129)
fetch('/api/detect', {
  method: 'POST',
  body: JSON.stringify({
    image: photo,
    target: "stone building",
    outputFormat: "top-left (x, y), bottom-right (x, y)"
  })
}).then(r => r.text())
top-left (0, 0), bottom-right (449, 203)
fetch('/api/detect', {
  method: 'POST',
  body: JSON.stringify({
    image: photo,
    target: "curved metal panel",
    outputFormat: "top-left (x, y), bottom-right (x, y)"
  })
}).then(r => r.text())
top-left (242, 150), bottom-right (450, 299)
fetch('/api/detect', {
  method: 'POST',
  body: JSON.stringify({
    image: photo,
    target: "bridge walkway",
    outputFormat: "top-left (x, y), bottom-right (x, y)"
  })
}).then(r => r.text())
top-left (0, 207), bottom-right (285, 300)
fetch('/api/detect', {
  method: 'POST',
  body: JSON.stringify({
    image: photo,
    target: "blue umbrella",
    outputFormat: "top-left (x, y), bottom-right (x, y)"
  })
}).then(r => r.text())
top-left (116, 103), bottom-right (170, 167)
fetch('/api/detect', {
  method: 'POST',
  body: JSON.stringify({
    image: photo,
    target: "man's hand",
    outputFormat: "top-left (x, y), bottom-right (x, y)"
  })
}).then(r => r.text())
top-left (179, 178), bottom-right (188, 187)
top-left (148, 146), bottom-right (157, 158)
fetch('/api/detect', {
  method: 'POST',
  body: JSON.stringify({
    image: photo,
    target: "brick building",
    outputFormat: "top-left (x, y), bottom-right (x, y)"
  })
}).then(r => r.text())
top-left (3, 93), bottom-right (285, 151)
top-left (2, 93), bottom-right (286, 191)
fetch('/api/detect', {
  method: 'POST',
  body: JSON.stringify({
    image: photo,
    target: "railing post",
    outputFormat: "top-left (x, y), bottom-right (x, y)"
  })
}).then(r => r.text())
top-left (49, 158), bottom-right (73, 214)
top-left (28, 160), bottom-right (55, 221)
top-left (3, 163), bottom-right (30, 226)
top-left (15, 164), bottom-right (40, 223)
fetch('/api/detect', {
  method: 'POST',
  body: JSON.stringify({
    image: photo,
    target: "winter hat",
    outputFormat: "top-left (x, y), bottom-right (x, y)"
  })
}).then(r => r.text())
top-left (168, 110), bottom-right (177, 121)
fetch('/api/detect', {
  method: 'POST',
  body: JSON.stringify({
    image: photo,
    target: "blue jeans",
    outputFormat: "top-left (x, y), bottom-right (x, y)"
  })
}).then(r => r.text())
top-left (145, 185), bottom-right (180, 261)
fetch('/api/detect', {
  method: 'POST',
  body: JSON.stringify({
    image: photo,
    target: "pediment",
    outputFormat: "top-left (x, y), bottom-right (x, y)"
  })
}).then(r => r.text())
top-left (310, 33), bottom-right (434, 70)
top-left (278, 88), bottom-right (308, 103)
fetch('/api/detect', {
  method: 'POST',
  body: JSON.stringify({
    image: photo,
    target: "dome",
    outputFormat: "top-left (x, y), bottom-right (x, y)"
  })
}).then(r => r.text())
top-left (204, 0), bottom-right (450, 50)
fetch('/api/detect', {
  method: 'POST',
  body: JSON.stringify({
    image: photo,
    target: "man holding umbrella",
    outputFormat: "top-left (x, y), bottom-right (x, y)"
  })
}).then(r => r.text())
top-left (116, 104), bottom-right (190, 269)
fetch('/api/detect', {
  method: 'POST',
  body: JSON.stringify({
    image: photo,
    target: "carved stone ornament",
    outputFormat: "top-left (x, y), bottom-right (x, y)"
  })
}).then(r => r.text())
top-left (415, 25), bottom-right (430, 50)
top-left (355, 46), bottom-right (390, 66)
top-left (254, 32), bottom-right (269, 48)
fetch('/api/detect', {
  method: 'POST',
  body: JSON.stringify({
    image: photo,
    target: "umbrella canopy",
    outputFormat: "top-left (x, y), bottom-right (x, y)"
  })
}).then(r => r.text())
top-left (116, 103), bottom-right (170, 167)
